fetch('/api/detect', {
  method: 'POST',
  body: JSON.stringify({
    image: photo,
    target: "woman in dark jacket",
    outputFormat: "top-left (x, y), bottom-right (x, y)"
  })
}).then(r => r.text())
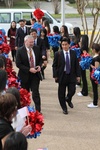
top-left (7, 21), bottom-right (17, 62)
top-left (77, 34), bottom-right (89, 96)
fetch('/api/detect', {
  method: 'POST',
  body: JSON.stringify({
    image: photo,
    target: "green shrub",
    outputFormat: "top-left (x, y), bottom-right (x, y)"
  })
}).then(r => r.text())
top-left (68, 0), bottom-right (75, 4)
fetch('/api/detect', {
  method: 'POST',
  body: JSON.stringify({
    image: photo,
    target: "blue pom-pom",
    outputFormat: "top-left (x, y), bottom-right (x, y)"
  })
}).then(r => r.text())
top-left (93, 67), bottom-right (100, 84)
top-left (71, 48), bottom-right (81, 58)
top-left (0, 28), bottom-right (6, 36)
top-left (27, 106), bottom-right (35, 112)
top-left (80, 56), bottom-right (93, 70)
top-left (48, 34), bottom-right (61, 47)
top-left (26, 132), bottom-right (41, 139)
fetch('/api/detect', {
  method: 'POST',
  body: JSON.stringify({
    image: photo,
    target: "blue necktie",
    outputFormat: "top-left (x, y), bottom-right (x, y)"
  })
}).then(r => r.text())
top-left (66, 52), bottom-right (70, 74)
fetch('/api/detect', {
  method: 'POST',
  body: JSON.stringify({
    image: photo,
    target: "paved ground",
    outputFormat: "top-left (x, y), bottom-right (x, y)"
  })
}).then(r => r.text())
top-left (28, 1), bottom-right (91, 14)
top-left (13, 56), bottom-right (100, 150)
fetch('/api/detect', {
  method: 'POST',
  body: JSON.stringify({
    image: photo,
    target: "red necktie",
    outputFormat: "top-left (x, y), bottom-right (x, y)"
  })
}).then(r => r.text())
top-left (29, 49), bottom-right (34, 68)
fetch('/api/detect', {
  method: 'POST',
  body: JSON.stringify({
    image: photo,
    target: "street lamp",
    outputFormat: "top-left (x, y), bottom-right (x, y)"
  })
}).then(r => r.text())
top-left (61, 0), bottom-right (65, 25)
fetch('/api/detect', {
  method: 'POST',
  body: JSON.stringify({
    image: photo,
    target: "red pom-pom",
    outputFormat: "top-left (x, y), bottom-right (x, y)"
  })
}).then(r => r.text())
top-left (33, 8), bottom-right (44, 20)
top-left (19, 88), bottom-right (31, 107)
top-left (2, 43), bottom-right (10, 54)
top-left (25, 111), bottom-right (44, 135)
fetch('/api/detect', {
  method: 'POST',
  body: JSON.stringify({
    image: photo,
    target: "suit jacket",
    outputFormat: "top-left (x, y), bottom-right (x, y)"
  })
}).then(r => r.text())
top-left (15, 27), bottom-right (29, 47)
top-left (16, 45), bottom-right (42, 83)
top-left (52, 49), bottom-right (80, 83)
top-left (37, 37), bottom-right (46, 57)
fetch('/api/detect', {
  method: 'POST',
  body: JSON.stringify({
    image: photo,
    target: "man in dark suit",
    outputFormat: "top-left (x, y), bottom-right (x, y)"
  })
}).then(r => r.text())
top-left (52, 38), bottom-right (80, 114)
top-left (15, 19), bottom-right (29, 49)
top-left (16, 35), bottom-right (42, 112)
top-left (30, 28), bottom-right (46, 59)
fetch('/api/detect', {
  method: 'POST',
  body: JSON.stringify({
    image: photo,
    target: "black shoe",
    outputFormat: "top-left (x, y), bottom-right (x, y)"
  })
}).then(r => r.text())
top-left (63, 110), bottom-right (68, 115)
top-left (65, 96), bottom-right (74, 108)
top-left (68, 102), bottom-right (74, 108)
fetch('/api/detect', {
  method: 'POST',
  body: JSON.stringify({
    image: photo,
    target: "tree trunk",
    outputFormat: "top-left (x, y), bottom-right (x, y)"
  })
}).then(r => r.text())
top-left (89, 11), bottom-right (99, 47)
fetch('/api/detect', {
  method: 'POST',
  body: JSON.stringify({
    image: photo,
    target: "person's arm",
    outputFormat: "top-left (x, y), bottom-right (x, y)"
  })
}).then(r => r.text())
top-left (15, 28), bottom-right (19, 49)
top-left (52, 51), bottom-right (59, 78)
top-left (41, 39), bottom-right (46, 58)
top-left (74, 51), bottom-right (81, 80)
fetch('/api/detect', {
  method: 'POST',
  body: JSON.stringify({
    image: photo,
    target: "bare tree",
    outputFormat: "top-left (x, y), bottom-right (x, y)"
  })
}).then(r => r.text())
top-left (29, 0), bottom-right (40, 9)
top-left (52, 0), bottom-right (60, 14)
top-left (76, 0), bottom-right (100, 47)
top-left (4, 0), bottom-right (14, 8)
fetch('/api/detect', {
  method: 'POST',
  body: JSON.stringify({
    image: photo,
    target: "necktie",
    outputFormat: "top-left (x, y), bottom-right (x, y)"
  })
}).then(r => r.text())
top-left (66, 52), bottom-right (70, 74)
top-left (34, 40), bottom-right (36, 46)
top-left (29, 49), bottom-right (34, 68)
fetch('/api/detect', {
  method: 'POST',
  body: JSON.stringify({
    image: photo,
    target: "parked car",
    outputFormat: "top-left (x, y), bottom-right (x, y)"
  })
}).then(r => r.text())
top-left (0, 9), bottom-right (73, 35)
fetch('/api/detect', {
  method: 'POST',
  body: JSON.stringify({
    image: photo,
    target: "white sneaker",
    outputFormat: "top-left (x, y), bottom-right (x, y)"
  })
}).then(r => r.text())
top-left (77, 92), bottom-right (83, 96)
top-left (87, 103), bottom-right (98, 108)
top-left (76, 85), bottom-right (80, 88)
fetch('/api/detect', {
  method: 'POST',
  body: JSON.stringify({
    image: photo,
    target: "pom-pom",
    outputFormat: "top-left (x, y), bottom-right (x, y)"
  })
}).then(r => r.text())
top-left (19, 88), bottom-right (31, 107)
top-left (26, 107), bottom-right (44, 138)
top-left (91, 67), bottom-right (100, 84)
top-left (33, 8), bottom-right (44, 20)
top-left (48, 34), bottom-right (61, 47)
top-left (2, 43), bottom-right (11, 54)
top-left (0, 28), bottom-right (6, 36)
top-left (80, 53), bottom-right (93, 70)
top-left (71, 48), bottom-right (81, 58)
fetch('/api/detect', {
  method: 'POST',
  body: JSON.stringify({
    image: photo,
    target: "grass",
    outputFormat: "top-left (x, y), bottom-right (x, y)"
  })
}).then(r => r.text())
top-left (13, 0), bottom-right (30, 8)
top-left (52, 13), bottom-right (94, 19)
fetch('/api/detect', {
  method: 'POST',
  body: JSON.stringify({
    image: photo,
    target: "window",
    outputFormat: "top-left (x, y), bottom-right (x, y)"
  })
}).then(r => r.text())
top-left (22, 12), bottom-right (32, 21)
top-left (0, 13), bottom-right (11, 23)
top-left (14, 13), bottom-right (21, 23)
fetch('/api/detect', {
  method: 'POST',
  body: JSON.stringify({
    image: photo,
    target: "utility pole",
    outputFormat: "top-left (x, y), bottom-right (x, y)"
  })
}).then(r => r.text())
top-left (61, 0), bottom-right (65, 25)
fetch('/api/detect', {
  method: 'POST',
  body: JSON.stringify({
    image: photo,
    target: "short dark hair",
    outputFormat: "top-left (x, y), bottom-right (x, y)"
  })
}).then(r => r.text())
top-left (61, 37), bottom-right (70, 44)
top-left (0, 55), bottom-right (6, 68)
top-left (0, 58), bottom-right (4, 68)
top-left (30, 28), bottom-right (37, 34)
top-left (6, 87), bottom-right (21, 109)
top-left (18, 19), bottom-right (26, 23)
top-left (0, 69), bottom-right (7, 92)
top-left (31, 17), bottom-right (36, 22)
top-left (4, 132), bottom-right (28, 150)
top-left (0, 93), bottom-right (17, 119)
top-left (53, 26), bottom-right (60, 34)
top-left (92, 43), bottom-right (100, 53)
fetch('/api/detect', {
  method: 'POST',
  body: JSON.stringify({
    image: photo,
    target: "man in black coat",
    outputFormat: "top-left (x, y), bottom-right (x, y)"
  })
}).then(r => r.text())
top-left (52, 38), bottom-right (80, 114)
top-left (15, 19), bottom-right (29, 49)
top-left (30, 28), bottom-right (46, 59)
top-left (16, 35), bottom-right (42, 112)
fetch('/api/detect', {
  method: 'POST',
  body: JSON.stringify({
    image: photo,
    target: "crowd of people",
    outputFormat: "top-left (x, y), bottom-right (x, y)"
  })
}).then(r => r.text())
top-left (0, 8), bottom-right (100, 150)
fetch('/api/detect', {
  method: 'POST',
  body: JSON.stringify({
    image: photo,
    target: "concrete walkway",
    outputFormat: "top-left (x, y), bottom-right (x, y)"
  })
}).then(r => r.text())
top-left (22, 57), bottom-right (100, 150)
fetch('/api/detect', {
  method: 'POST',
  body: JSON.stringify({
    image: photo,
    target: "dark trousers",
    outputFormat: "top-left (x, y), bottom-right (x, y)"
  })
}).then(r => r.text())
top-left (52, 47), bottom-right (59, 55)
top-left (21, 74), bottom-right (41, 112)
top-left (81, 68), bottom-right (88, 96)
top-left (11, 50), bottom-right (16, 61)
top-left (91, 79), bottom-right (98, 105)
top-left (58, 73), bottom-right (76, 111)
